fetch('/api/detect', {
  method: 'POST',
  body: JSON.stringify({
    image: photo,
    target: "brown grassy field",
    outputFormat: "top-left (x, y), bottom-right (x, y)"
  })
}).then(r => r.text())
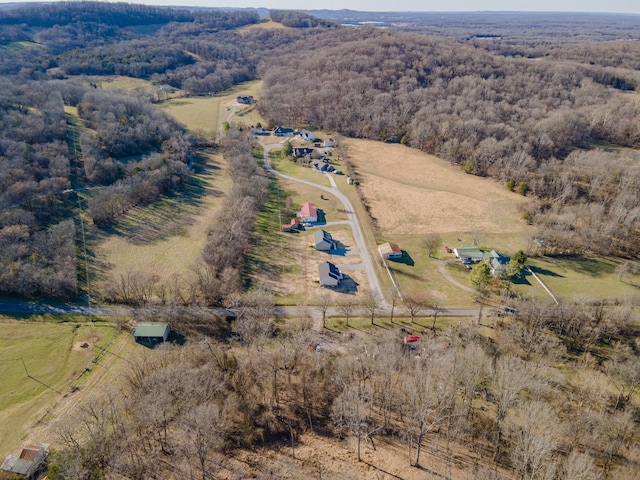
top-left (344, 139), bottom-right (531, 236)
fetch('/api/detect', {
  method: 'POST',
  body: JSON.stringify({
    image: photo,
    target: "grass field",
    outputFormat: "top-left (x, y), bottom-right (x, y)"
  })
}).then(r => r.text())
top-left (94, 151), bottom-right (231, 285)
top-left (94, 81), bottom-right (267, 291)
top-left (161, 79), bottom-right (265, 135)
top-left (0, 321), bottom-right (123, 457)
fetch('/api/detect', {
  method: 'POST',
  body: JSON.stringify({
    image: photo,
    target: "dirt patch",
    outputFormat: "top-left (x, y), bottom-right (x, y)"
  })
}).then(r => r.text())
top-left (73, 336), bottom-right (99, 351)
top-left (345, 139), bottom-right (531, 236)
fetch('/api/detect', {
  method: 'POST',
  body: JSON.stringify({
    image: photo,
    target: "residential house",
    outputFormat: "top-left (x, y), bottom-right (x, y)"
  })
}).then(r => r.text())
top-left (318, 261), bottom-right (342, 287)
top-left (454, 246), bottom-right (485, 264)
top-left (299, 130), bottom-right (316, 142)
top-left (300, 202), bottom-right (318, 223)
top-left (378, 242), bottom-right (403, 260)
top-left (484, 250), bottom-right (510, 277)
top-left (273, 126), bottom-right (294, 137)
top-left (324, 138), bottom-right (335, 148)
top-left (1, 443), bottom-right (49, 479)
top-left (134, 322), bottom-right (171, 344)
top-left (314, 229), bottom-right (336, 251)
top-left (250, 126), bottom-right (266, 136)
top-left (293, 147), bottom-right (314, 158)
top-left (237, 95), bottom-right (254, 104)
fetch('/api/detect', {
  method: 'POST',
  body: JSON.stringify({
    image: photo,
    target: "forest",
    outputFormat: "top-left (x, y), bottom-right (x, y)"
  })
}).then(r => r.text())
top-left (47, 297), bottom-right (640, 479)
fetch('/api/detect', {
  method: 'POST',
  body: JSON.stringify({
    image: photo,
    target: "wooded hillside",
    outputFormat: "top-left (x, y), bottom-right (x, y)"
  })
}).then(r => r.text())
top-left (258, 27), bottom-right (640, 256)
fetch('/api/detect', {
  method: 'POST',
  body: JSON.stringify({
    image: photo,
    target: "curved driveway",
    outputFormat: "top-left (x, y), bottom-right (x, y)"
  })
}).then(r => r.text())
top-left (260, 140), bottom-right (388, 308)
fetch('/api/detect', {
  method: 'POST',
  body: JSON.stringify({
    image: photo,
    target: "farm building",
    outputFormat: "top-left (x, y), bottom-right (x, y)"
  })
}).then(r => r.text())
top-left (282, 218), bottom-right (300, 232)
top-left (134, 322), bottom-right (170, 344)
top-left (314, 229), bottom-right (336, 251)
top-left (318, 261), bottom-right (342, 287)
top-left (1, 443), bottom-right (48, 479)
top-left (378, 242), bottom-right (403, 260)
top-left (300, 202), bottom-right (318, 223)
top-left (454, 246), bottom-right (484, 264)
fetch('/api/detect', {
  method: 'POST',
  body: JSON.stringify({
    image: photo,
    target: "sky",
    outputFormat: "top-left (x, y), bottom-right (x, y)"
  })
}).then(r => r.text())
top-left (3, 0), bottom-right (640, 14)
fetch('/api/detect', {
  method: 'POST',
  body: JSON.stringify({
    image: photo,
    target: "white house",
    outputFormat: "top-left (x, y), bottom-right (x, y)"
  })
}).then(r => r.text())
top-left (318, 261), bottom-right (342, 287)
top-left (454, 246), bottom-right (484, 264)
top-left (300, 202), bottom-right (318, 223)
top-left (299, 130), bottom-right (316, 142)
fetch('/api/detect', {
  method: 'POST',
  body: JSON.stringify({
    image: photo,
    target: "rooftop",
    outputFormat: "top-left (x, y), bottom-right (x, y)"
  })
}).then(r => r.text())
top-left (134, 322), bottom-right (170, 338)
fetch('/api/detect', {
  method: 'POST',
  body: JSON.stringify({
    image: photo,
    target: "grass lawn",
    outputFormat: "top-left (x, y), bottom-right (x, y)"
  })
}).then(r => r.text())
top-left (161, 79), bottom-right (265, 136)
top-left (0, 321), bottom-right (123, 457)
top-left (323, 315), bottom-right (465, 334)
top-left (525, 256), bottom-right (640, 300)
top-left (93, 150), bottom-right (231, 286)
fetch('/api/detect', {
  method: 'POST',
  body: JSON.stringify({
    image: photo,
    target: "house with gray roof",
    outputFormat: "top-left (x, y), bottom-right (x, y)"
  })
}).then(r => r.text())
top-left (318, 261), bottom-right (342, 287)
top-left (313, 229), bottom-right (336, 251)
top-left (1, 443), bottom-right (48, 479)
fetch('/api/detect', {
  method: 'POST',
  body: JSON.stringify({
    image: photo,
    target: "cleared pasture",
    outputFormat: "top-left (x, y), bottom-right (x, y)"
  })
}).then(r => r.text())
top-left (161, 80), bottom-right (264, 135)
top-left (0, 321), bottom-right (122, 457)
top-left (94, 82), bottom-right (266, 289)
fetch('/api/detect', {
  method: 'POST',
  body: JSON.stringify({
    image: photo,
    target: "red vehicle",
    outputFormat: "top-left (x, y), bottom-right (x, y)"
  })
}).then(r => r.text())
top-left (444, 246), bottom-right (452, 253)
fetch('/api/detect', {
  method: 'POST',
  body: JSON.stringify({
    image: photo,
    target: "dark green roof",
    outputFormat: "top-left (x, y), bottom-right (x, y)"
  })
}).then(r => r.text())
top-left (134, 322), bottom-right (169, 338)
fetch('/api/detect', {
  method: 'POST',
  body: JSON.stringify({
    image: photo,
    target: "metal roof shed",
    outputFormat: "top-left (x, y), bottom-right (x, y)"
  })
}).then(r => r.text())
top-left (134, 322), bottom-right (170, 344)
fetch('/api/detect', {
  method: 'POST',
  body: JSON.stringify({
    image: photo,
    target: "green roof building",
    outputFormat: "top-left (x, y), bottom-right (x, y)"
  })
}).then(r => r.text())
top-left (134, 322), bottom-right (170, 344)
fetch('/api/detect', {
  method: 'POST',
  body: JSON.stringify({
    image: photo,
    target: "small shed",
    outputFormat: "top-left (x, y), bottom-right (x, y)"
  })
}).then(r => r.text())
top-left (134, 322), bottom-right (170, 344)
top-left (282, 218), bottom-right (300, 232)
top-left (318, 261), bottom-right (342, 287)
top-left (1, 443), bottom-right (48, 479)
top-left (378, 242), bottom-right (403, 260)
top-left (314, 229), bottom-right (336, 251)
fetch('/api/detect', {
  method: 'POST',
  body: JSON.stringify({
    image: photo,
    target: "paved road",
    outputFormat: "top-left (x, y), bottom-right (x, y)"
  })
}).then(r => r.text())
top-left (260, 140), bottom-right (389, 308)
top-left (0, 301), bottom-right (481, 319)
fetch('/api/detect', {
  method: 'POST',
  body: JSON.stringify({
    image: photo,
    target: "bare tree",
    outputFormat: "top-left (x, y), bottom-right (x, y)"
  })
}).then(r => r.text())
top-left (421, 233), bottom-right (443, 258)
top-left (430, 299), bottom-right (445, 330)
top-left (505, 400), bottom-right (560, 480)
top-left (491, 355), bottom-right (536, 460)
top-left (402, 360), bottom-right (454, 468)
top-left (561, 450), bottom-right (598, 480)
top-left (338, 296), bottom-right (356, 327)
top-left (388, 286), bottom-right (401, 323)
top-left (363, 290), bottom-right (378, 325)
top-left (318, 293), bottom-right (331, 328)
top-left (331, 383), bottom-right (372, 462)
top-left (403, 290), bottom-right (429, 324)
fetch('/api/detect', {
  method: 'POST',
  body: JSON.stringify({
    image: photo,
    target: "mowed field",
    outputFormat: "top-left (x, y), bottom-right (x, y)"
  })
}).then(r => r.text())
top-left (94, 81), bottom-right (265, 287)
top-left (0, 321), bottom-right (124, 457)
top-left (342, 138), bottom-right (637, 302)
